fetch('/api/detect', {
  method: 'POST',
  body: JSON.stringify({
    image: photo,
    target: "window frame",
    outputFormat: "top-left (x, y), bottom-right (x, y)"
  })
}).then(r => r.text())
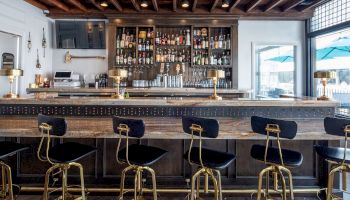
top-left (251, 42), bottom-right (298, 97)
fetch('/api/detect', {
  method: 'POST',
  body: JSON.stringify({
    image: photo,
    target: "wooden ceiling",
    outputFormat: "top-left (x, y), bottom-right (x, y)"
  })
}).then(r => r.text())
top-left (24, 0), bottom-right (330, 20)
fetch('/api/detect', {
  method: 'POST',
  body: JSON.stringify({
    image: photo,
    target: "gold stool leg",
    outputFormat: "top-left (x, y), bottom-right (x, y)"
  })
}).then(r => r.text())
top-left (327, 165), bottom-right (342, 200)
top-left (207, 169), bottom-right (219, 200)
top-left (134, 168), bottom-right (139, 200)
top-left (61, 167), bottom-right (68, 200)
top-left (191, 168), bottom-right (205, 200)
top-left (257, 166), bottom-right (273, 200)
top-left (214, 170), bottom-right (222, 200)
top-left (43, 165), bottom-right (60, 200)
top-left (204, 173), bottom-right (209, 194)
top-left (1, 165), bottom-right (6, 198)
top-left (280, 166), bottom-right (294, 200)
top-left (144, 167), bottom-right (157, 200)
top-left (265, 171), bottom-right (270, 199)
top-left (276, 168), bottom-right (287, 200)
top-left (2, 163), bottom-right (13, 200)
top-left (196, 173), bottom-right (200, 199)
top-left (342, 169), bottom-right (347, 191)
top-left (70, 162), bottom-right (86, 200)
top-left (119, 165), bottom-right (134, 200)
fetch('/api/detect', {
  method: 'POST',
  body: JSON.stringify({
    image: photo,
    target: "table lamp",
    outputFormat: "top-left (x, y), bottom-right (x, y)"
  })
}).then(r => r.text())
top-left (207, 69), bottom-right (225, 100)
top-left (0, 69), bottom-right (23, 98)
top-left (109, 69), bottom-right (128, 99)
top-left (314, 70), bottom-right (336, 101)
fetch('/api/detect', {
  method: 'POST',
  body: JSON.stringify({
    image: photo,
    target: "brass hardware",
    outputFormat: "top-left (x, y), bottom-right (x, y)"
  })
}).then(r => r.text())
top-left (38, 123), bottom-right (86, 200)
top-left (188, 124), bottom-right (221, 200)
top-left (256, 124), bottom-right (294, 200)
top-left (313, 70), bottom-right (336, 101)
top-left (64, 51), bottom-right (106, 64)
top-left (116, 124), bottom-right (158, 200)
top-left (0, 69), bottom-right (23, 98)
top-left (207, 69), bottom-right (225, 100)
top-left (109, 69), bottom-right (128, 99)
top-left (0, 161), bottom-right (14, 200)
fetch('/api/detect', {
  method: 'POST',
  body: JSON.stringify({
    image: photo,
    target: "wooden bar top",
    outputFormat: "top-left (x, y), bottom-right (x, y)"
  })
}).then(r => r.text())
top-left (0, 96), bottom-right (339, 107)
top-left (0, 117), bottom-right (342, 140)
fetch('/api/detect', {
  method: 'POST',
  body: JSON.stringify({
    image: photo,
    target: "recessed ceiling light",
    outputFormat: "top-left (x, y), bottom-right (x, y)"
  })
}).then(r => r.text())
top-left (181, 0), bottom-right (189, 8)
top-left (222, 0), bottom-right (230, 8)
top-left (141, 0), bottom-right (148, 7)
top-left (100, 1), bottom-right (108, 7)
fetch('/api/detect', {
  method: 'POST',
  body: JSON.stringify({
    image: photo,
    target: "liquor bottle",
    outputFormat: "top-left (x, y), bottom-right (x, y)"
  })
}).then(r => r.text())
top-left (116, 35), bottom-right (120, 49)
top-left (156, 32), bottom-right (160, 45)
top-left (214, 36), bottom-right (219, 49)
top-left (210, 37), bottom-right (214, 49)
top-left (120, 35), bottom-right (125, 48)
top-left (125, 32), bottom-right (129, 48)
top-left (218, 33), bottom-right (223, 49)
top-left (138, 39), bottom-right (142, 51)
top-left (133, 52), bottom-right (136, 64)
top-left (149, 41), bottom-right (154, 51)
top-left (127, 53), bottom-right (132, 65)
top-left (147, 28), bottom-right (151, 38)
top-left (146, 40), bottom-right (150, 51)
top-left (121, 28), bottom-right (126, 41)
top-left (226, 34), bottom-right (231, 49)
top-left (186, 29), bottom-right (191, 46)
top-left (222, 35), bottom-right (226, 50)
top-left (115, 50), bottom-right (120, 65)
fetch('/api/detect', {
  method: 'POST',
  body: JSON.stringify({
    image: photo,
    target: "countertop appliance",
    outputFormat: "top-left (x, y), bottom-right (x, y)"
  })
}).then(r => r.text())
top-left (53, 71), bottom-right (81, 88)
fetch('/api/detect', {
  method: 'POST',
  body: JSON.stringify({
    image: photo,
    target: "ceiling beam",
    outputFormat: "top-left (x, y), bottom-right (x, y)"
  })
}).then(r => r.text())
top-left (298, 0), bottom-right (329, 11)
top-left (246, 0), bottom-right (263, 12)
top-left (281, 0), bottom-right (303, 12)
top-left (152, 0), bottom-right (159, 11)
top-left (229, 0), bottom-right (241, 12)
top-left (89, 0), bottom-right (104, 11)
top-left (46, 0), bottom-right (70, 12)
top-left (24, 0), bottom-right (49, 10)
top-left (130, 0), bottom-right (141, 11)
top-left (210, 0), bottom-right (219, 12)
top-left (67, 0), bottom-right (88, 12)
top-left (173, 0), bottom-right (177, 11)
top-left (109, 0), bottom-right (123, 12)
top-left (192, 0), bottom-right (197, 12)
top-left (264, 0), bottom-right (284, 12)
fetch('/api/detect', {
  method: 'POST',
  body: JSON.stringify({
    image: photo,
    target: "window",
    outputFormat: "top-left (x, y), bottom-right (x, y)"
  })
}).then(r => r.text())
top-left (314, 28), bottom-right (350, 113)
top-left (310, 0), bottom-right (350, 32)
top-left (255, 45), bottom-right (296, 98)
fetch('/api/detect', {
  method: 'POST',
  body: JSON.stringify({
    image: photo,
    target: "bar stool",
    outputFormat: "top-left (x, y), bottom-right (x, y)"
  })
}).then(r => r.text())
top-left (0, 141), bottom-right (28, 200)
top-left (113, 116), bottom-right (167, 200)
top-left (250, 116), bottom-right (303, 200)
top-left (315, 117), bottom-right (350, 200)
top-left (37, 114), bottom-right (96, 200)
top-left (182, 116), bottom-right (236, 200)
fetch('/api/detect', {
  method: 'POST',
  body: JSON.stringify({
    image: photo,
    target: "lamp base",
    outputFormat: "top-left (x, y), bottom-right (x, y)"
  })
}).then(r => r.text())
top-left (3, 93), bottom-right (18, 98)
top-left (209, 95), bottom-right (222, 100)
top-left (317, 95), bottom-right (330, 101)
top-left (112, 93), bottom-right (124, 99)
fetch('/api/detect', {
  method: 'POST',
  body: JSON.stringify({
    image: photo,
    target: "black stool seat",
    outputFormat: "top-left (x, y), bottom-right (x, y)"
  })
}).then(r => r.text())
top-left (184, 147), bottom-right (236, 170)
top-left (315, 145), bottom-right (350, 164)
top-left (0, 141), bottom-right (29, 159)
top-left (251, 144), bottom-right (303, 167)
top-left (118, 144), bottom-right (167, 166)
top-left (47, 142), bottom-right (96, 163)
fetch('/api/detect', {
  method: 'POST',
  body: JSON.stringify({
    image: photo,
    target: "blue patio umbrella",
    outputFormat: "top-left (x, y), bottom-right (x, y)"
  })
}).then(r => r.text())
top-left (267, 55), bottom-right (294, 63)
top-left (316, 37), bottom-right (350, 60)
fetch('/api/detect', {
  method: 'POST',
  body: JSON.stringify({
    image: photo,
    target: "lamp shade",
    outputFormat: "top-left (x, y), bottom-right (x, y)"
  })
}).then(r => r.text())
top-left (108, 69), bottom-right (128, 78)
top-left (207, 69), bottom-right (225, 79)
top-left (0, 69), bottom-right (23, 77)
top-left (314, 71), bottom-right (336, 79)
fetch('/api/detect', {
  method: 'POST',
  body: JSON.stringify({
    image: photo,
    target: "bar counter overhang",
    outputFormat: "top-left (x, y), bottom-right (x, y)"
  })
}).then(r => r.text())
top-left (0, 96), bottom-right (341, 194)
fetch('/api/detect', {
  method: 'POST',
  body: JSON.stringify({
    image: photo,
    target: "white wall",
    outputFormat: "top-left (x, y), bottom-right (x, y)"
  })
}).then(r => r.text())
top-left (0, 0), bottom-right (53, 96)
top-left (52, 49), bottom-right (108, 84)
top-left (238, 20), bottom-right (305, 96)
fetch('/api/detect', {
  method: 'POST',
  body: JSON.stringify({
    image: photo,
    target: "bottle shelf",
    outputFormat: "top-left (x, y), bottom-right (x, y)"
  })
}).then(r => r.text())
top-left (156, 45), bottom-right (191, 48)
top-left (192, 65), bottom-right (232, 68)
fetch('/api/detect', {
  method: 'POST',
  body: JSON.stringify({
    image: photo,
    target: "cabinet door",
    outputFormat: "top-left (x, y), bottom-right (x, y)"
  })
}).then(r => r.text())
top-left (56, 21), bottom-right (78, 49)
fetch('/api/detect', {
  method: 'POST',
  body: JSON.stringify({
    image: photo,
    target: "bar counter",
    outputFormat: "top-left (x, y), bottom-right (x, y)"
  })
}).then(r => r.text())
top-left (0, 96), bottom-right (341, 190)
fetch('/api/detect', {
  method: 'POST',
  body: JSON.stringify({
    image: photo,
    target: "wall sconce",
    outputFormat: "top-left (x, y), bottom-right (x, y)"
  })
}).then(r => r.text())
top-left (222, 0), bottom-right (230, 8)
top-left (181, 0), bottom-right (189, 8)
top-left (141, 0), bottom-right (148, 8)
top-left (314, 70), bottom-right (336, 100)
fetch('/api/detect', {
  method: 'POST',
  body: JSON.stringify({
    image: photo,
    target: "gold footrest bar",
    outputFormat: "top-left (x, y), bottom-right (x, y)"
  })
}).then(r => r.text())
top-left (20, 187), bottom-right (322, 194)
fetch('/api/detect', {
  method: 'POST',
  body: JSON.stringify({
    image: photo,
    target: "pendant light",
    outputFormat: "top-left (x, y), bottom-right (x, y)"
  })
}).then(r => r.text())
top-left (141, 0), bottom-right (148, 8)
top-left (181, 0), bottom-right (189, 8)
top-left (222, 0), bottom-right (230, 8)
top-left (100, 1), bottom-right (108, 7)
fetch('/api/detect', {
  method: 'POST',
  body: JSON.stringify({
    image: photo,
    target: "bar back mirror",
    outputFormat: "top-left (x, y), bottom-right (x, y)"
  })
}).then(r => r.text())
top-left (254, 44), bottom-right (296, 98)
top-left (0, 31), bottom-right (22, 97)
